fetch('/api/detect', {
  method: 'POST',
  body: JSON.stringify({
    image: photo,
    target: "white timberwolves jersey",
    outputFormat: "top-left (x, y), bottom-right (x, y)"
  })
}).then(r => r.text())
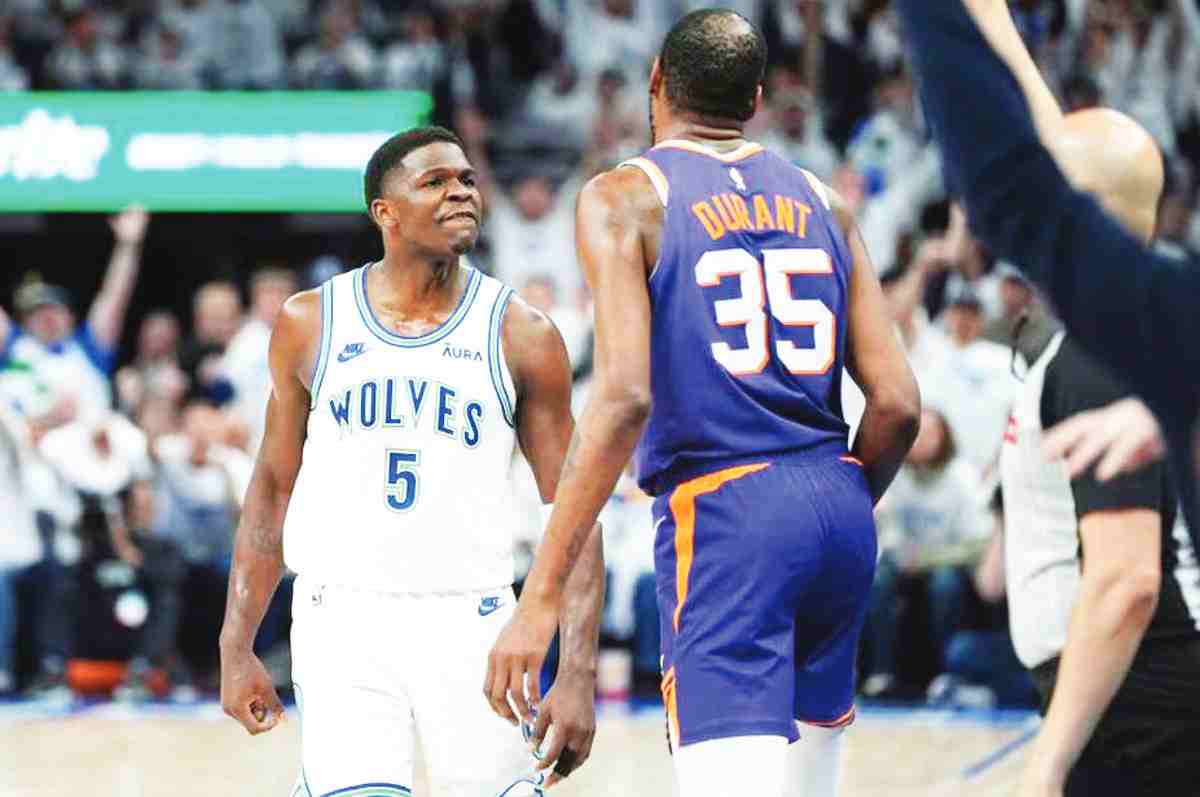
top-left (283, 263), bottom-right (524, 594)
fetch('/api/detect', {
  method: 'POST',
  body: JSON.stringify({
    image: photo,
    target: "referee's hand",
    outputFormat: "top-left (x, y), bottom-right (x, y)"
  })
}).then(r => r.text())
top-left (529, 671), bottom-right (597, 787)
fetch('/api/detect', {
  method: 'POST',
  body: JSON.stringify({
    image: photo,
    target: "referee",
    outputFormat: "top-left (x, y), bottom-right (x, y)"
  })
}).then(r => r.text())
top-left (895, 0), bottom-right (1200, 543)
top-left (1000, 110), bottom-right (1200, 796)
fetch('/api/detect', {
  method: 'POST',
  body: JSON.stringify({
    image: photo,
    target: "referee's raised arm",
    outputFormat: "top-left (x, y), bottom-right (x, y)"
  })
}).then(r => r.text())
top-left (893, 0), bottom-right (1200, 536)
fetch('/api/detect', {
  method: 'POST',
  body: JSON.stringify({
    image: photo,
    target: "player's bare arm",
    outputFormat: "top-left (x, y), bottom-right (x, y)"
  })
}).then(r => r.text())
top-left (833, 188), bottom-right (921, 501)
top-left (1021, 508), bottom-right (1161, 796)
top-left (486, 165), bottom-right (658, 724)
top-left (219, 289), bottom-right (319, 735)
top-left (87, 204), bottom-right (150, 349)
top-left (488, 295), bottom-right (605, 784)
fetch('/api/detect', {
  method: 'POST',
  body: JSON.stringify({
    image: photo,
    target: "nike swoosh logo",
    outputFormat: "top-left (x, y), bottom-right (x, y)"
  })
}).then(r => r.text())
top-left (478, 602), bottom-right (505, 617)
top-left (337, 349), bottom-right (366, 363)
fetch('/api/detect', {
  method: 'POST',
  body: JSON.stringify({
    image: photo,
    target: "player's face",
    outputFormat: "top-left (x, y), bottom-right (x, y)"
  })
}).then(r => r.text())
top-left (386, 142), bottom-right (481, 257)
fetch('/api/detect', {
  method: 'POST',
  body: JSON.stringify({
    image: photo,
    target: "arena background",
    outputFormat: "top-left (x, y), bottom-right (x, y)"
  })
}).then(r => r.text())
top-left (1, 0), bottom-right (1198, 794)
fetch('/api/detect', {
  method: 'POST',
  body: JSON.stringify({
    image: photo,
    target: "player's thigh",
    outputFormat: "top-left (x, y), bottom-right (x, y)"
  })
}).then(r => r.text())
top-left (653, 464), bottom-right (813, 747)
top-left (673, 735), bottom-right (788, 797)
top-left (408, 589), bottom-right (540, 797)
top-left (291, 579), bottom-right (416, 796)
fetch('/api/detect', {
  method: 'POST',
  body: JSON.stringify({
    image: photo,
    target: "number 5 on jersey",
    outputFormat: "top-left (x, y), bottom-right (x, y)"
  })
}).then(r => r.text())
top-left (386, 449), bottom-right (420, 512)
top-left (695, 247), bottom-right (835, 377)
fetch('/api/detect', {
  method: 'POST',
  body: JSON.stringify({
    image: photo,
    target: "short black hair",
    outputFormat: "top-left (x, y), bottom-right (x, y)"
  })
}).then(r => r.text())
top-left (363, 125), bottom-right (464, 207)
top-left (659, 9), bottom-right (766, 123)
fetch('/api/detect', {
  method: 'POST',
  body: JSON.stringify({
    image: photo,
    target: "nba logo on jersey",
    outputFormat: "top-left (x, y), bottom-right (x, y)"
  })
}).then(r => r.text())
top-left (728, 167), bottom-right (747, 193)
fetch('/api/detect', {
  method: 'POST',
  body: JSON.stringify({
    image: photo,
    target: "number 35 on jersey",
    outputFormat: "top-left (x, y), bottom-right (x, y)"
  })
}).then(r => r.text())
top-left (695, 246), bottom-right (835, 377)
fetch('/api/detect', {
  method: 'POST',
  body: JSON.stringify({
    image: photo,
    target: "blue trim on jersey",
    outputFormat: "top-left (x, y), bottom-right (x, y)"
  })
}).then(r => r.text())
top-left (309, 279), bottom-right (335, 409)
top-left (320, 784), bottom-right (411, 797)
top-left (487, 286), bottom-right (516, 428)
top-left (354, 263), bottom-right (481, 348)
top-left (75, 324), bottom-right (116, 375)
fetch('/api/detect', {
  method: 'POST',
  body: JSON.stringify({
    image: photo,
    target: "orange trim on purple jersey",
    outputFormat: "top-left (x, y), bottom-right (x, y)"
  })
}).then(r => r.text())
top-left (668, 462), bottom-right (770, 633)
top-left (620, 157), bottom-right (671, 207)
top-left (839, 455), bottom-right (864, 467)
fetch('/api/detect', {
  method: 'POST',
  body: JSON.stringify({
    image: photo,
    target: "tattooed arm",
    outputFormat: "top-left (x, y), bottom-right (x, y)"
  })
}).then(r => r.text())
top-left (218, 290), bottom-right (318, 734)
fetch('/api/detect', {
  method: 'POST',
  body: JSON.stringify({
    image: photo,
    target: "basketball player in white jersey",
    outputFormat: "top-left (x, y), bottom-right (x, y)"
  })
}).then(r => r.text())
top-left (218, 126), bottom-right (604, 796)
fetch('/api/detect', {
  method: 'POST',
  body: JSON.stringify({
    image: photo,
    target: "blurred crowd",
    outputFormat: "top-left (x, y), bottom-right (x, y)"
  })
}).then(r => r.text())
top-left (1, 0), bottom-right (1199, 706)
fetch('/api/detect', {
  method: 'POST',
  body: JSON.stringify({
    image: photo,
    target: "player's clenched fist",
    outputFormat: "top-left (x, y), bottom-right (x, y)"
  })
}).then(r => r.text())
top-left (220, 646), bottom-right (285, 735)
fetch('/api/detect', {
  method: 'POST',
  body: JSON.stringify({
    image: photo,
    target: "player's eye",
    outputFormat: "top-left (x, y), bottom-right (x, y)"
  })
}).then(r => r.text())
top-left (426, 176), bottom-right (444, 187)
top-left (461, 175), bottom-right (476, 188)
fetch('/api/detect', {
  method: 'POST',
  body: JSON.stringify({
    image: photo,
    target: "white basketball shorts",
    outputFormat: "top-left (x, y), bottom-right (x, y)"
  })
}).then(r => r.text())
top-left (289, 578), bottom-right (544, 797)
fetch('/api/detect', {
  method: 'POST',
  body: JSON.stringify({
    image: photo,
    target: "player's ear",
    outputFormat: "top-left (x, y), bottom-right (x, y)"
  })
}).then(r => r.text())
top-left (752, 84), bottom-right (764, 118)
top-left (370, 198), bottom-right (396, 230)
top-left (649, 58), bottom-right (663, 96)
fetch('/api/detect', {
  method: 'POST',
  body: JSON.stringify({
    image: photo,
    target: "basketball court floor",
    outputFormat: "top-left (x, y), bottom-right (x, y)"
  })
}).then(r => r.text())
top-left (0, 700), bottom-right (1035, 796)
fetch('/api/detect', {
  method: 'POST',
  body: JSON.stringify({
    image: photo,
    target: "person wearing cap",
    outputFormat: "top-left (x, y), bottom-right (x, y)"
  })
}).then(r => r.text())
top-left (0, 205), bottom-right (150, 427)
top-left (933, 284), bottom-right (1014, 474)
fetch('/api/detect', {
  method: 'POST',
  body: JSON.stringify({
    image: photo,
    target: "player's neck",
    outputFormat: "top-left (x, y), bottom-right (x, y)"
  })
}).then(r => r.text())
top-left (654, 118), bottom-right (747, 151)
top-left (372, 253), bottom-right (463, 312)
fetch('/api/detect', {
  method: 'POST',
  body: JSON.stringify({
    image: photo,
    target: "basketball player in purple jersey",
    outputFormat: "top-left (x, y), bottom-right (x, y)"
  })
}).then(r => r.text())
top-left (486, 10), bottom-right (920, 795)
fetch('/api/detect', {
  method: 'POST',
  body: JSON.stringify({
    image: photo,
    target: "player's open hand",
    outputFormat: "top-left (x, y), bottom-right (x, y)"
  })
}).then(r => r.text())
top-left (220, 647), bottom-right (285, 735)
top-left (528, 670), bottom-right (596, 787)
top-left (1042, 397), bottom-right (1164, 480)
top-left (485, 595), bottom-right (559, 726)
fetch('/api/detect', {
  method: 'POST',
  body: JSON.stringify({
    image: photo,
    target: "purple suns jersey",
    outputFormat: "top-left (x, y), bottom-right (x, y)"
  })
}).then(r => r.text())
top-left (626, 140), bottom-right (854, 495)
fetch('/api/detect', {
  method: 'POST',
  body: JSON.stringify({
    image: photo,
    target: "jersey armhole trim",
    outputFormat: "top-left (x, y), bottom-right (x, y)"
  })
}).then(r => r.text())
top-left (488, 286), bottom-right (517, 428)
top-left (800, 168), bottom-right (831, 210)
top-left (619, 157), bottom-right (669, 208)
top-left (309, 279), bottom-right (334, 410)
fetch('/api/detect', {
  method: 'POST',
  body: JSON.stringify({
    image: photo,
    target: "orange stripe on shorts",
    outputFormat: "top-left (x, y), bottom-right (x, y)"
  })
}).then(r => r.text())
top-left (803, 704), bottom-right (857, 728)
top-left (668, 462), bottom-right (770, 633)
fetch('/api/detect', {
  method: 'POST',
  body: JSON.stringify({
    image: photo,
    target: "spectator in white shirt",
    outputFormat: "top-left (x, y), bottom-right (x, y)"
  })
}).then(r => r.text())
top-left (485, 171), bottom-right (584, 303)
top-left (862, 407), bottom-right (995, 698)
top-left (209, 0), bottom-right (284, 89)
top-left (380, 6), bottom-right (445, 94)
top-left (759, 86), bottom-right (840, 181)
top-left (133, 14), bottom-right (205, 89)
top-left (115, 311), bottom-right (188, 415)
top-left (0, 404), bottom-right (40, 694)
top-left (223, 268), bottom-right (296, 454)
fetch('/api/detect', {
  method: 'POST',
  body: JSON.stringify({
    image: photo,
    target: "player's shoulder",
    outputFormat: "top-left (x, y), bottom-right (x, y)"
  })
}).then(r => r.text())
top-left (580, 163), bottom-right (664, 217)
top-left (499, 292), bottom-right (563, 355)
top-left (272, 288), bottom-right (323, 353)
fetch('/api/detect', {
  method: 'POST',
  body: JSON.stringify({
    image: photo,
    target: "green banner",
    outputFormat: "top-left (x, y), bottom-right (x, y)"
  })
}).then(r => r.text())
top-left (0, 91), bottom-right (432, 212)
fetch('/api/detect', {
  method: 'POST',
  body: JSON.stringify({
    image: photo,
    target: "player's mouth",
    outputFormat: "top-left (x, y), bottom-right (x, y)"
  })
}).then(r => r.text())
top-left (440, 210), bottom-right (478, 226)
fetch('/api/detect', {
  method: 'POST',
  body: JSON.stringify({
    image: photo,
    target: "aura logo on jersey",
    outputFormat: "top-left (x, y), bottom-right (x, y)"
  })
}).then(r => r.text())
top-left (327, 376), bottom-right (485, 448)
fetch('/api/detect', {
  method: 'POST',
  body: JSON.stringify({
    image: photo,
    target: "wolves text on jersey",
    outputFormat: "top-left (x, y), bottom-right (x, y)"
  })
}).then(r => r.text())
top-left (327, 376), bottom-right (486, 448)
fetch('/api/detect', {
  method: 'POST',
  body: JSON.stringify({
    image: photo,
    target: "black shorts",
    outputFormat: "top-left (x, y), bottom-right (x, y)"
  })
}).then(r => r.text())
top-left (1032, 638), bottom-right (1200, 796)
